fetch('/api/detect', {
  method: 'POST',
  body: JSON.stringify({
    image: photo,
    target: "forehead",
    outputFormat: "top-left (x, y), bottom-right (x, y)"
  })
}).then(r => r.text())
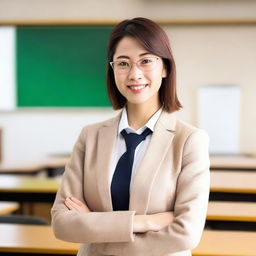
top-left (113, 36), bottom-right (148, 59)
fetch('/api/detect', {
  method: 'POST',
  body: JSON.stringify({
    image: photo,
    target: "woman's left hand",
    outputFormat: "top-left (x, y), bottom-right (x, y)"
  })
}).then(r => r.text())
top-left (64, 197), bottom-right (91, 214)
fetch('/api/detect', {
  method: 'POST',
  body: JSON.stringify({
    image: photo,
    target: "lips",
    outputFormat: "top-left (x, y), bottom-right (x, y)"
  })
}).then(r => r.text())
top-left (127, 84), bottom-right (148, 92)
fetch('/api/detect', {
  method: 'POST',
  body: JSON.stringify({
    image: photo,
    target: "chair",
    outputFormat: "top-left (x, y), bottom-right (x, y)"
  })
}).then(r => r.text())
top-left (0, 214), bottom-right (49, 225)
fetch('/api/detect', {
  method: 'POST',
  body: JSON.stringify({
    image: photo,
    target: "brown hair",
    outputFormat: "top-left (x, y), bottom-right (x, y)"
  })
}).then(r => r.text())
top-left (106, 17), bottom-right (182, 113)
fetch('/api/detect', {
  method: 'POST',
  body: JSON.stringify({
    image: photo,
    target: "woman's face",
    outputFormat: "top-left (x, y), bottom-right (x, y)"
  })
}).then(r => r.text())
top-left (112, 36), bottom-right (166, 108)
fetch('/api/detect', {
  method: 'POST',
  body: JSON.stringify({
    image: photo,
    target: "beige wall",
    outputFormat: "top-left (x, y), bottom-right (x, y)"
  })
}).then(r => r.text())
top-left (1, 0), bottom-right (256, 21)
top-left (0, 0), bottom-right (256, 161)
top-left (165, 25), bottom-right (256, 154)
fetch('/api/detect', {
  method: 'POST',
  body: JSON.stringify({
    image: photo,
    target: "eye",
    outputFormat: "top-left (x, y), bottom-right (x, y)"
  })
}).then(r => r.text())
top-left (141, 58), bottom-right (153, 65)
top-left (117, 61), bottom-right (129, 67)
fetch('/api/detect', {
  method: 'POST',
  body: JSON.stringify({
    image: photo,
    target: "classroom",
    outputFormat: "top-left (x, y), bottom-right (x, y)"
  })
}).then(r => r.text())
top-left (0, 0), bottom-right (256, 255)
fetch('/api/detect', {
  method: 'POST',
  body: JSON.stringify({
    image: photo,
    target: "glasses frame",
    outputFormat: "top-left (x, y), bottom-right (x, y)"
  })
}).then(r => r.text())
top-left (110, 56), bottom-right (160, 74)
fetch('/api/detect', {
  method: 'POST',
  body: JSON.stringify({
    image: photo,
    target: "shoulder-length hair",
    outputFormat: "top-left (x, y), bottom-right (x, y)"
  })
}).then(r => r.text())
top-left (106, 17), bottom-right (182, 113)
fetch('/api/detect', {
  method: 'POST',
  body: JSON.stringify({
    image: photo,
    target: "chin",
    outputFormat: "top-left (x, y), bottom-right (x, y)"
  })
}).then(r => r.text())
top-left (127, 98), bottom-right (151, 106)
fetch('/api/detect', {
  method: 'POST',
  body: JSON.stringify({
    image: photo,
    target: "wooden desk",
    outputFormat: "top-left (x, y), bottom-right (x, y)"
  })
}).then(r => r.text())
top-left (1, 171), bottom-right (255, 201)
top-left (0, 175), bottom-right (60, 193)
top-left (192, 230), bottom-right (256, 256)
top-left (210, 155), bottom-right (256, 170)
top-left (207, 201), bottom-right (256, 222)
top-left (0, 162), bottom-right (46, 175)
top-left (0, 156), bottom-right (69, 176)
top-left (0, 224), bottom-right (79, 255)
top-left (210, 170), bottom-right (256, 201)
top-left (210, 170), bottom-right (256, 194)
top-left (0, 175), bottom-right (60, 203)
top-left (2, 154), bottom-right (256, 174)
top-left (0, 202), bottom-right (19, 215)
top-left (0, 224), bottom-right (255, 256)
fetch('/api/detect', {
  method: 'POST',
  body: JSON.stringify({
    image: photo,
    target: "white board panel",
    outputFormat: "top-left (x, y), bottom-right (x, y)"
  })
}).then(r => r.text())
top-left (198, 85), bottom-right (240, 154)
top-left (0, 26), bottom-right (16, 110)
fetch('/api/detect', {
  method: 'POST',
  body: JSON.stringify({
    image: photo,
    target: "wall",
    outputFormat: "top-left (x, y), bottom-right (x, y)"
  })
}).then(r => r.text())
top-left (0, 0), bottom-right (256, 163)
top-left (0, 108), bottom-right (118, 162)
top-left (1, 0), bottom-right (256, 21)
top-left (166, 25), bottom-right (256, 154)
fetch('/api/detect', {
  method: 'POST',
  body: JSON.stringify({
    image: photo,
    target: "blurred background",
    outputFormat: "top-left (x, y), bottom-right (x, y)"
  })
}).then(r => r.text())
top-left (0, 0), bottom-right (256, 163)
top-left (0, 0), bottom-right (256, 255)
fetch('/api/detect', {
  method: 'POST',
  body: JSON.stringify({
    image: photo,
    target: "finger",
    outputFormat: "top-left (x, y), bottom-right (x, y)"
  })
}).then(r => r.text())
top-left (70, 197), bottom-right (84, 206)
top-left (65, 198), bottom-right (88, 214)
top-left (64, 199), bottom-right (76, 210)
top-left (70, 197), bottom-right (90, 211)
top-left (65, 198), bottom-right (81, 210)
top-left (65, 197), bottom-right (82, 209)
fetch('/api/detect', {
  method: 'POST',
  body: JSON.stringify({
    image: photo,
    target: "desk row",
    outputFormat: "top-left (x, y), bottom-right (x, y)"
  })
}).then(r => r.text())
top-left (1, 155), bottom-right (256, 177)
top-left (1, 201), bottom-right (256, 223)
top-left (0, 224), bottom-right (255, 256)
top-left (0, 171), bottom-right (256, 194)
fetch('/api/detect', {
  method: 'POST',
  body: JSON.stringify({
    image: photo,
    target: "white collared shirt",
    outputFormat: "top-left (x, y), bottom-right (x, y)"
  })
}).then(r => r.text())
top-left (110, 106), bottom-right (162, 190)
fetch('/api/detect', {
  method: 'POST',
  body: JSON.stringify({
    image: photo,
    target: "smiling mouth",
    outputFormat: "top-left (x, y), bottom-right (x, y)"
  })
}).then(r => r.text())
top-left (127, 84), bottom-right (148, 91)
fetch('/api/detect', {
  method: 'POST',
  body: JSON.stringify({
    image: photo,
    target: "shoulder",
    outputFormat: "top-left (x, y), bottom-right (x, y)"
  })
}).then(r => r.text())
top-left (159, 110), bottom-right (209, 149)
top-left (160, 110), bottom-right (208, 141)
top-left (176, 119), bottom-right (208, 137)
top-left (175, 119), bottom-right (209, 147)
top-left (173, 120), bottom-right (210, 162)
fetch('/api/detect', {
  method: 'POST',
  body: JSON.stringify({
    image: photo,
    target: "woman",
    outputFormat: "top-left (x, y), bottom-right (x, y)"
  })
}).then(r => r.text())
top-left (51, 17), bottom-right (210, 256)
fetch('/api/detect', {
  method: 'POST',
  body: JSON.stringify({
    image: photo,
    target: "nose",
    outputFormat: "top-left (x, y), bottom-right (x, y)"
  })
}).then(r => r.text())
top-left (127, 63), bottom-right (143, 80)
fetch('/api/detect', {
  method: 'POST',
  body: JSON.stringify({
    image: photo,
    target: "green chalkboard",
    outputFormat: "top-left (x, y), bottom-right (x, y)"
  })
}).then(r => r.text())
top-left (16, 26), bottom-right (113, 107)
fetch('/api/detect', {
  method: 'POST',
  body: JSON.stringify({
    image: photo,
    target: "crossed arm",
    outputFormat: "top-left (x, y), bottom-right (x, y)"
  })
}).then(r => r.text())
top-left (52, 128), bottom-right (209, 255)
top-left (65, 196), bottom-right (174, 233)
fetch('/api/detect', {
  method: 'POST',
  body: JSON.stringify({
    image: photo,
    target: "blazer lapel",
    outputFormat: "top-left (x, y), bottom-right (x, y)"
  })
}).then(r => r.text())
top-left (96, 112), bottom-right (121, 211)
top-left (129, 111), bottom-right (177, 214)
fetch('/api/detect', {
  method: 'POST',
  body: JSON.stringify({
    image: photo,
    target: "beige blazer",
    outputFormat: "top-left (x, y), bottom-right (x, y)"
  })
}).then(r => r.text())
top-left (51, 110), bottom-right (210, 256)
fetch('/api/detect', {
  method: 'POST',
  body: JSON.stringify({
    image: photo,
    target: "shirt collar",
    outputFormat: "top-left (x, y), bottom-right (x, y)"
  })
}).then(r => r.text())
top-left (118, 106), bottom-right (162, 134)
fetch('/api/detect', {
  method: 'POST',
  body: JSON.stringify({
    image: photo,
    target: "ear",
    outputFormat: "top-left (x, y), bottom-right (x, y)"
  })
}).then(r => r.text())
top-left (162, 65), bottom-right (167, 78)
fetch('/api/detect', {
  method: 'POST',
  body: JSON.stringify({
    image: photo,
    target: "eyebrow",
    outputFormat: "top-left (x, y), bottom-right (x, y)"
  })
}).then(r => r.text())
top-left (115, 52), bottom-right (152, 60)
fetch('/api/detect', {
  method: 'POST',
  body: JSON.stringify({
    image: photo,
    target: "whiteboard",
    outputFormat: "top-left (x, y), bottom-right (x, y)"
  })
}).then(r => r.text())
top-left (198, 85), bottom-right (240, 155)
top-left (0, 26), bottom-right (16, 110)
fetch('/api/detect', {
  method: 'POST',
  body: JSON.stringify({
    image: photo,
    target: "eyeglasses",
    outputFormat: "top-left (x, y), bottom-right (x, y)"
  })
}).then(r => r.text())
top-left (110, 56), bottom-right (160, 74)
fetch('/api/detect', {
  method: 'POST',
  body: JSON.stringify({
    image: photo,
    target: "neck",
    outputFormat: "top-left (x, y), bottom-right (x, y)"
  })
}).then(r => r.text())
top-left (126, 100), bottom-right (161, 130)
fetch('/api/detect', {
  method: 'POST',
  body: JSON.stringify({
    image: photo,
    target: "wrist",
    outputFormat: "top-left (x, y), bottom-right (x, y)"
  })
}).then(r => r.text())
top-left (133, 215), bottom-right (150, 233)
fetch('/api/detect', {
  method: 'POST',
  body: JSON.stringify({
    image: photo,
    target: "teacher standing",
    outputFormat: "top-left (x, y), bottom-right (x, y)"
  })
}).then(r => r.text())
top-left (51, 17), bottom-right (210, 256)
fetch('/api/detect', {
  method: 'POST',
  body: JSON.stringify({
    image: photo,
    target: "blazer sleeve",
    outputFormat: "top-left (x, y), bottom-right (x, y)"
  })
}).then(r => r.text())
top-left (104, 129), bottom-right (210, 255)
top-left (51, 127), bottom-right (136, 244)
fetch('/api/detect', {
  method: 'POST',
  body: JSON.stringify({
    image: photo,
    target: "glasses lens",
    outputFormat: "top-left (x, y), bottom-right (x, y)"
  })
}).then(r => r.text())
top-left (138, 57), bottom-right (158, 71)
top-left (111, 57), bottom-right (158, 73)
top-left (112, 60), bottom-right (130, 73)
